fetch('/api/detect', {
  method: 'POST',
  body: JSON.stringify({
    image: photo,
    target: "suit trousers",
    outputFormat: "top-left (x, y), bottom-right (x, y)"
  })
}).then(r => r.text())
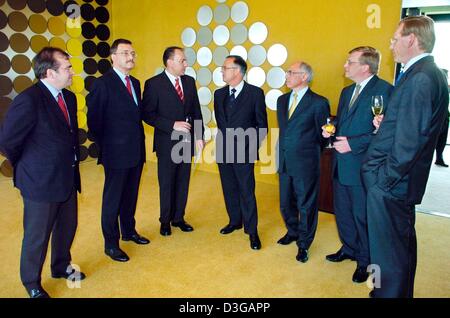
top-left (21, 189), bottom-right (77, 291)
top-left (157, 154), bottom-right (191, 224)
top-left (218, 163), bottom-right (258, 235)
top-left (333, 178), bottom-right (369, 267)
top-left (101, 164), bottom-right (143, 249)
top-left (366, 184), bottom-right (417, 298)
top-left (279, 173), bottom-right (319, 249)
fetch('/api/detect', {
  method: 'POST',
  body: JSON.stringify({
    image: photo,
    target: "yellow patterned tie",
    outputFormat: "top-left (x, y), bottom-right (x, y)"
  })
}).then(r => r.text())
top-left (288, 92), bottom-right (298, 119)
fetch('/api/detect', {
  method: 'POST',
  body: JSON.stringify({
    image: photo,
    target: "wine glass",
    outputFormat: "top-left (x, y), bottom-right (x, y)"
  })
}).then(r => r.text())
top-left (371, 95), bottom-right (384, 133)
top-left (182, 115), bottom-right (192, 143)
top-left (324, 117), bottom-right (336, 148)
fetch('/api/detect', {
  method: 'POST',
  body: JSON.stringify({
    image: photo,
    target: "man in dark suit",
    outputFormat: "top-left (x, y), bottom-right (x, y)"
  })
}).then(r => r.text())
top-left (322, 47), bottom-right (393, 283)
top-left (142, 46), bottom-right (204, 236)
top-left (276, 61), bottom-right (330, 262)
top-left (87, 39), bottom-right (149, 263)
top-left (214, 55), bottom-right (268, 250)
top-left (0, 47), bottom-right (85, 298)
top-left (362, 16), bottom-right (449, 298)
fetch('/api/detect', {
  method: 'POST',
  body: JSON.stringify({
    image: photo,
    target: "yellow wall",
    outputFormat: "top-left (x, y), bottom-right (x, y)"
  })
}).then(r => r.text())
top-left (111, 0), bottom-right (402, 184)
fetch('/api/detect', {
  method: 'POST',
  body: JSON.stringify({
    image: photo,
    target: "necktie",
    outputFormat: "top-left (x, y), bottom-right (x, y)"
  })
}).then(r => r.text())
top-left (288, 92), bottom-right (298, 118)
top-left (125, 76), bottom-right (133, 96)
top-left (348, 84), bottom-right (361, 109)
top-left (57, 93), bottom-right (70, 125)
top-left (229, 88), bottom-right (236, 107)
top-left (395, 70), bottom-right (405, 86)
top-left (175, 78), bottom-right (184, 102)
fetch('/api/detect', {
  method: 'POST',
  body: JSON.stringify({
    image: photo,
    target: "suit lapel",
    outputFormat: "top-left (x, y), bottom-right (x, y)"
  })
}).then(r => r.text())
top-left (37, 81), bottom-right (71, 130)
top-left (228, 82), bottom-right (249, 119)
top-left (162, 72), bottom-right (184, 107)
top-left (342, 76), bottom-right (378, 124)
top-left (110, 70), bottom-right (138, 107)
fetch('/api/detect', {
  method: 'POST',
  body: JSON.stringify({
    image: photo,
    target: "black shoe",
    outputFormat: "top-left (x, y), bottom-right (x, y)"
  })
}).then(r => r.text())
top-left (28, 287), bottom-right (50, 298)
top-left (220, 224), bottom-right (243, 234)
top-left (369, 290), bottom-right (376, 298)
top-left (352, 266), bottom-right (369, 283)
top-left (249, 234), bottom-right (261, 250)
top-left (435, 160), bottom-right (449, 167)
top-left (325, 248), bottom-right (355, 262)
top-left (52, 269), bottom-right (86, 281)
top-left (160, 223), bottom-right (172, 236)
top-left (105, 247), bottom-right (129, 262)
top-left (296, 248), bottom-right (309, 263)
top-left (122, 233), bottom-right (150, 245)
top-left (171, 221), bottom-right (194, 232)
top-left (277, 233), bottom-right (298, 245)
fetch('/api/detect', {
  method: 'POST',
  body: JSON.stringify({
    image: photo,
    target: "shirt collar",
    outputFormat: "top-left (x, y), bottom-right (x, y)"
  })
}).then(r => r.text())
top-left (402, 53), bottom-right (431, 73)
top-left (165, 69), bottom-right (181, 84)
top-left (229, 80), bottom-right (245, 96)
top-left (113, 67), bottom-right (130, 81)
top-left (355, 74), bottom-right (375, 91)
top-left (40, 79), bottom-right (61, 99)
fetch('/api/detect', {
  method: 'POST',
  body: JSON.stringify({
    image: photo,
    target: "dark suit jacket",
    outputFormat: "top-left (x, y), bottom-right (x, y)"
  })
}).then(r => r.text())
top-left (142, 72), bottom-right (203, 157)
top-left (86, 70), bottom-right (146, 169)
top-left (214, 82), bottom-right (268, 164)
top-left (0, 81), bottom-right (81, 202)
top-left (362, 56), bottom-right (449, 204)
top-left (334, 76), bottom-right (393, 186)
top-left (277, 88), bottom-right (330, 178)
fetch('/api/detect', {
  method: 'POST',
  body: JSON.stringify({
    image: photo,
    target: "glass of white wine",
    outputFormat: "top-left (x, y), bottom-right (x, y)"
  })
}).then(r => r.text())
top-left (372, 95), bottom-right (383, 133)
top-left (324, 117), bottom-right (336, 148)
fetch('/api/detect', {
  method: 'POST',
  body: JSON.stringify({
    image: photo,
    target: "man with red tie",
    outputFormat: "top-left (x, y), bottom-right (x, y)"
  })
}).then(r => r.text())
top-left (87, 39), bottom-right (149, 263)
top-left (0, 47), bottom-right (85, 298)
top-left (142, 47), bottom-right (204, 237)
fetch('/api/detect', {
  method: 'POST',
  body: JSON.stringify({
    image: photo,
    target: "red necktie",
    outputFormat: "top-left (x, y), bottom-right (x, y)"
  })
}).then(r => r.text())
top-left (175, 78), bottom-right (184, 102)
top-left (125, 76), bottom-right (133, 96)
top-left (57, 93), bottom-right (70, 125)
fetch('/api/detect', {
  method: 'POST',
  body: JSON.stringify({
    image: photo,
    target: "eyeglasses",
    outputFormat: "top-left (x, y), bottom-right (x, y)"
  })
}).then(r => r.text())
top-left (172, 58), bottom-right (187, 64)
top-left (390, 37), bottom-right (400, 45)
top-left (285, 70), bottom-right (305, 76)
top-left (114, 51), bottom-right (137, 58)
top-left (221, 66), bottom-right (238, 71)
top-left (345, 60), bottom-right (361, 65)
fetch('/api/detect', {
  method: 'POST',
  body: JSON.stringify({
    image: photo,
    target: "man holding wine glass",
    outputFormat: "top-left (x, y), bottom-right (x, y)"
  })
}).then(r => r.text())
top-left (322, 46), bottom-right (392, 283)
top-left (362, 16), bottom-right (449, 298)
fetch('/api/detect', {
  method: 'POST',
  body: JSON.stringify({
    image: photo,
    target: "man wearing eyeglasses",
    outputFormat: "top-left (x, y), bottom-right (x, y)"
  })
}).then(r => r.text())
top-left (276, 61), bottom-right (329, 263)
top-left (87, 38), bottom-right (149, 263)
top-left (142, 46), bottom-right (204, 237)
top-left (214, 55), bottom-right (268, 250)
top-left (362, 16), bottom-right (449, 298)
top-left (322, 47), bottom-right (392, 284)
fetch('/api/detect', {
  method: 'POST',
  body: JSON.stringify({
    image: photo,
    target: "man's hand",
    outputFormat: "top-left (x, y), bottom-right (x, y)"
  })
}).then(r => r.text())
top-left (321, 125), bottom-right (332, 138)
top-left (173, 121), bottom-right (191, 133)
top-left (333, 136), bottom-right (352, 153)
top-left (373, 114), bottom-right (384, 130)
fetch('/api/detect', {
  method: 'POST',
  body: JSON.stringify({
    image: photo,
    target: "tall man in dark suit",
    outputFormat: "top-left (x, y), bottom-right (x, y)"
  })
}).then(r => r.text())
top-left (214, 55), bottom-right (268, 250)
top-left (0, 47), bottom-right (85, 298)
top-left (362, 16), bottom-right (449, 298)
top-left (142, 47), bottom-right (204, 236)
top-left (276, 61), bottom-right (329, 262)
top-left (322, 47), bottom-right (393, 283)
top-left (87, 39), bottom-right (149, 263)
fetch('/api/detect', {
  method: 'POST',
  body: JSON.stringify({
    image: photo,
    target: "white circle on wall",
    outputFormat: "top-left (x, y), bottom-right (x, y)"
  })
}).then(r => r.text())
top-left (230, 45), bottom-right (247, 61)
top-left (197, 26), bottom-right (213, 46)
top-left (185, 67), bottom-right (197, 80)
top-left (248, 22), bottom-right (268, 45)
top-left (213, 25), bottom-right (230, 46)
top-left (267, 67), bottom-right (286, 89)
top-left (197, 5), bottom-right (213, 26)
top-left (204, 126), bottom-right (212, 141)
top-left (265, 89), bottom-right (283, 111)
top-left (181, 27), bottom-right (196, 47)
top-left (248, 45), bottom-right (266, 66)
top-left (247, 67), bottom-right (266, 87)
top-left (213, 67), bottom-right (226, 87)
top-left (214, 4), bottom-right (230, 24)
top-left (197, 47), bottom-right (213, 67)
top-left (216, 0), bottom-right (226, 2)
top-left (231, 1), bottom-right (249, 23)
top-left (213, 46), bottom-right (230, 66)
top-left (267, 44), bottom-right (288, 66)
top-left (201, 105), bottom-right (212, 124)
top-left (197, 67), bottom-right (212, 86)
top-left (198, 87), bottom-right (212, 106)
top-left (230, 24), bottom-right (248, 45)
top-left (184, 47), bottom-right (197, 66)
top-left (154, 67), bottom-right (164, 75)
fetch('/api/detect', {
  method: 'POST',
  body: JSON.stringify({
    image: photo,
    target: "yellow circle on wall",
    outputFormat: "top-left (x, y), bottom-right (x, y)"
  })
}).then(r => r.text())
top-left (70, 57), bottom-right (83, 74)
top-left (48, 17), bottom-right (65, 36)
top-left (76, 93), bottom-right (86, 110)
top-left (30, 35), bottom-right (49, 53)
top-left (77, 111), bottom-right (87, 128)
top-left (66, 38), bottom-right (82, 57)
top-left (70, 75), bottom-right (84, 93)
top-left (66, 18), bottom-right (81, 38)
top-left (49, 37), bottom-right (66, 50)
top-left (28, 14), bottom-right (47, 34)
